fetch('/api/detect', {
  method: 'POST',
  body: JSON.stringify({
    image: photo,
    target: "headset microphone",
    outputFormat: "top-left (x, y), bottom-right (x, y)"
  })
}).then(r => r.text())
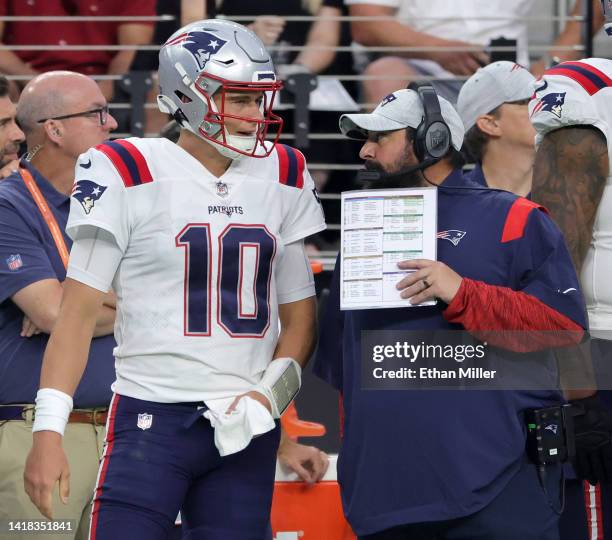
top-left (356, 159), bottom-right (438, 189)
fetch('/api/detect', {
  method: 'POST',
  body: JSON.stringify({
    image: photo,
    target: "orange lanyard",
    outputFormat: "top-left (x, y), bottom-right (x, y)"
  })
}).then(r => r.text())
top-left (19, 166), bottom-right (70, 270)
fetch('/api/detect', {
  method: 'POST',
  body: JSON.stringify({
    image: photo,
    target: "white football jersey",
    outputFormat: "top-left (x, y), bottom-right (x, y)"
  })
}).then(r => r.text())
top-left (530, 58), bottom-right (612, 337)
top-left (66, 137), bottom-right (326, 402)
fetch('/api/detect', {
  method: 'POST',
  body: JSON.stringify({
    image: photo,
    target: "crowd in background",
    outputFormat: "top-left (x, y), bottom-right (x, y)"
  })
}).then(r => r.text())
top-left (0, 0), bottom-right (604, 253)
top-left (0, 2), bottom-right (609, 539)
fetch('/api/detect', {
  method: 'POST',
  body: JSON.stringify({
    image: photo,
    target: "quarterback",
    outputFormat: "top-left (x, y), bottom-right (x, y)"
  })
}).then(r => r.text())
top-left (23, 20), bottom-right (325, 539)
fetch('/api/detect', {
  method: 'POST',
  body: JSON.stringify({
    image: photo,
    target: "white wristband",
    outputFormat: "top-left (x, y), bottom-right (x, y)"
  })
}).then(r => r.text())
top-left (32, 388), bottom-right (74, 436)
top-left (253, 357), bottom-right (302, 419)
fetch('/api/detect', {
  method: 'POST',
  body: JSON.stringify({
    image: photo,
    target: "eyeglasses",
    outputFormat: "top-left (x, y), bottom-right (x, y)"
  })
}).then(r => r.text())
top-left (36, 105), bottom-right (109, 126)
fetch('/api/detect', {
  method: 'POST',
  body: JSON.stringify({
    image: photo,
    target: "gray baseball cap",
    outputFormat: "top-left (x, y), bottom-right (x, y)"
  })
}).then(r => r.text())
top-left (339, 88), bottom-right (465, 151)
top-left (457, 61), bottom-right (536, 131)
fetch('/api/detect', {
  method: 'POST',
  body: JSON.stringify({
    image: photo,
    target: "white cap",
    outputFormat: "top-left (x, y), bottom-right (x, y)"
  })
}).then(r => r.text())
top-left (457, 61), bottom-right (536, 131)
top-left (339, 88), bottom-right (464, 151)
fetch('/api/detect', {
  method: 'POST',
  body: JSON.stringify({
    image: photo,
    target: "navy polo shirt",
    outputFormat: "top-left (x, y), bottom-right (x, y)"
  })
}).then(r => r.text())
top-left (0, 160), bottom-right (115, 407)
top-left (314, 169), bottom-right (586, 535)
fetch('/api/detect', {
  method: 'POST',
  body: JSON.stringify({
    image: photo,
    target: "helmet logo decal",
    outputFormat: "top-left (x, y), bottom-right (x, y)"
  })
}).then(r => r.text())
top-left (184, 31), bottom-right (227, 70)
top-left (169, 30), bottom-right (228, 71)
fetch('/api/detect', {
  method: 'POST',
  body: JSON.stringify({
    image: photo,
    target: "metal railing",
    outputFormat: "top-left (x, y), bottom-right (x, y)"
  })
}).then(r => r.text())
top-left (1, 1), bottom-right (595, 266)
top-left (0, 15), bottom-right (174, 22)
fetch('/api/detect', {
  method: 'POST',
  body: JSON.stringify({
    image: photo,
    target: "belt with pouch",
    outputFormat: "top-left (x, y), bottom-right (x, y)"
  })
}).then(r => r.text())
top-left (0, 405), bottom-right (108, 425)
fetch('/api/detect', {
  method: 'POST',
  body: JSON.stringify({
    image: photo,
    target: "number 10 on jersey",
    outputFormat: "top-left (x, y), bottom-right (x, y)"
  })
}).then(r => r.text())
top-left (175, 223), bottom-right (276, 338)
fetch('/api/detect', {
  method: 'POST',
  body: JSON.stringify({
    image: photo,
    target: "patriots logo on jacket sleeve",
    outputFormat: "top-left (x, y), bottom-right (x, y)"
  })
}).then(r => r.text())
top-left (531, 92), bottom-right (566, 119)
top-left (166, 30), bottom-right (228, 71)
top-left (72, 180), bottom-right (107, 214)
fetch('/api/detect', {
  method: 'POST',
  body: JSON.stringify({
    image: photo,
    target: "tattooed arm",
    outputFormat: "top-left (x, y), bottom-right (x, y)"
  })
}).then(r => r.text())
top-left (532, 126), bottom-right (608, 274)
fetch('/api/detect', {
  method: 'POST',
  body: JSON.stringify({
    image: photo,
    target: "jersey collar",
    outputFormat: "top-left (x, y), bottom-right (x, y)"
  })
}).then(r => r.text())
top-left (440, 168), bottom-right (466, 188)
top-left (167, 139), bottom-right (251, 203)
top-left (19, 159), bottom-right (70, 208)
top-left (466, 163), bottom-right (488, 187)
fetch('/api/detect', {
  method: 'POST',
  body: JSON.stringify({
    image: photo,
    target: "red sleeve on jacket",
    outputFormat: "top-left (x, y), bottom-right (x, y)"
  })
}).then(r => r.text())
top-left (443, 278), bottom-right (584, 352)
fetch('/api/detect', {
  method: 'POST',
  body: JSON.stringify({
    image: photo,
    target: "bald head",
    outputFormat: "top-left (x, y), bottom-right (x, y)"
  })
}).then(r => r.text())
top-left (17, 71), bottom-right (102, 137)
top-left (15, 70), bottom-right (116, 162)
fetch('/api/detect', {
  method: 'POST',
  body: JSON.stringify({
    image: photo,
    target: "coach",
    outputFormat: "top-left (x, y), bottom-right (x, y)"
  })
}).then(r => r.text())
top-left (315, 87), bottom-right (589, 539)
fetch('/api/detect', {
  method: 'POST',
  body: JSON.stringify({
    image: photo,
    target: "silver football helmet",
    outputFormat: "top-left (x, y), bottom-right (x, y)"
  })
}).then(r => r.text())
top-left (157, 19), bottom-right (283, 160)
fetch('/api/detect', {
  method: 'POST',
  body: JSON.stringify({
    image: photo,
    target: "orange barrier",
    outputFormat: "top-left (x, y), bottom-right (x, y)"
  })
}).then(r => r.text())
top-left (281, 402), bottom-right (326, 439)
top-left (272, 404), bottom-right (355, 540)
top-left (271, 470), bottom-right (355, 540)
top-left (310, 260), bottom-right (324, 274)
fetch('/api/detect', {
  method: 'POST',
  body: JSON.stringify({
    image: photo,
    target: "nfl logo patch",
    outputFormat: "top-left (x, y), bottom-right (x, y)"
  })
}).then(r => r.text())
top-left (216, 181), bottom-right (229, 197)
top-left (137, 413), bottom-right (153, 430)
top-left (6, 254), bottom-right (23, 271)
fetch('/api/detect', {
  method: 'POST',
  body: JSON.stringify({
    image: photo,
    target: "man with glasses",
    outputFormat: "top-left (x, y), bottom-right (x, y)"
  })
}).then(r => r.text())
top-left (457, 61), bottom-right (537, 197)
top-left (0, 70), bottom-right (118, 540)
top-left (37, 105), bottom-right (110, 128)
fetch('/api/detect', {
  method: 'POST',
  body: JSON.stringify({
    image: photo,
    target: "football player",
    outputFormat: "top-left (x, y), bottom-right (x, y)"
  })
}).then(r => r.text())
top-left (530, 57), bottom-right (612, 540)
top-left (24, 19), bottom-right (326, 539)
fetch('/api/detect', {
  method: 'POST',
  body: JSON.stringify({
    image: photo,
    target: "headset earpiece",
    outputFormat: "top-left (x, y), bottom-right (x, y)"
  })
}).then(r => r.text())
top-left (413, 85), bottom-right (452, 162)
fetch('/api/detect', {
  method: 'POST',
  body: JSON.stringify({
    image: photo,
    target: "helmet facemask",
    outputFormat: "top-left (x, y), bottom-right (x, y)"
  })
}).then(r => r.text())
top-left (193, 73), bottom-right (283, 160)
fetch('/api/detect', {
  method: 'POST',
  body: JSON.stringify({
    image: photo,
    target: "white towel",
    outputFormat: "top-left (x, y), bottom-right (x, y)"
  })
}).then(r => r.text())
top-left (203, 395), bottom-right (276, 456)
